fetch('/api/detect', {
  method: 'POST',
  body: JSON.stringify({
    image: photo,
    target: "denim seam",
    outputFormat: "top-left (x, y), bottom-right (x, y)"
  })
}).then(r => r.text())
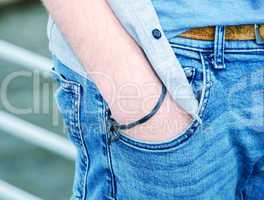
top-left (197, 52), bottom-right (212, 114)
top-left (103, 104), bottom-right (117, 199)
top-left (170, 43), bottom-right (215, 52)
top-left (74, 84), bottom-right (90, 200)
top-left (105, 144), bottom-right (117, 199)
top-left (225, 48), bottom-right (264, 52)
top-left (170, 43), bottom-right (264, 53)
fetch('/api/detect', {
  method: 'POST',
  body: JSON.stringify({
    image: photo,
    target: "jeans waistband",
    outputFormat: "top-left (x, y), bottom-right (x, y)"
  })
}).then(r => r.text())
top-left (170, 25), bottom-right (264, 70)
top-left (170, 28), bottom-right (264, 53)
top-left (179, 24), bottom-right (264, 41)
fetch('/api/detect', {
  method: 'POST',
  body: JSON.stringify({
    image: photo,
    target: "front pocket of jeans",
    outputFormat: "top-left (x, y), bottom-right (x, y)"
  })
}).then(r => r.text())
top-left (108, 54), bottom-right (212, 152)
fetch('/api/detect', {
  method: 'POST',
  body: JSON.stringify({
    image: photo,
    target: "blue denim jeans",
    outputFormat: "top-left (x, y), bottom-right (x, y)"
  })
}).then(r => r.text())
top-left (51, 27), bottom-right (264, 200)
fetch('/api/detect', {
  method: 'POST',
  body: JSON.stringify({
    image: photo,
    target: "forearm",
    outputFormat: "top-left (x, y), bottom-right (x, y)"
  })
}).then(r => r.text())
top-left (42, 0), bottom-right (137, 69)
top-left (42, 0), bottom-right (191, 141)
top-left (42, 0), bottom-right (160, 117)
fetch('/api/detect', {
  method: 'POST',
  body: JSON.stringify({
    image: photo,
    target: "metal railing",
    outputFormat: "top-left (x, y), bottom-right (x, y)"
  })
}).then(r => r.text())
top-left (0, 180), bottom-right (43, 200)
top-left (0, 40), bottom-right (53, 72)
top-left (0, 111), bottom-right (77, 160)
top-left (0, 40), bottom-right (75, 199)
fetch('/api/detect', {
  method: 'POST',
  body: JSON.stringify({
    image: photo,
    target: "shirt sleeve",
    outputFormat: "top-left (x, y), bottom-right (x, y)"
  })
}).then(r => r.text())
top-left (107, 0), bottom-right (199, 117)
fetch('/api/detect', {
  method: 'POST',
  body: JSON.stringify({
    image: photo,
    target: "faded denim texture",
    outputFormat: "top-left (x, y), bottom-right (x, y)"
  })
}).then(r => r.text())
top-left (51, 34), bottom-right (264, 199)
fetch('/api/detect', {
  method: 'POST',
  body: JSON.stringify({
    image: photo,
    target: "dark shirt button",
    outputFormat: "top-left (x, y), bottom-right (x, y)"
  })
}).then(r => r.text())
top-left (152, 28), bottom-right (162, 39)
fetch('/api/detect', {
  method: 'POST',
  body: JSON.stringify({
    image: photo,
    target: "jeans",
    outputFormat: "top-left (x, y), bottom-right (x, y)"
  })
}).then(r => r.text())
top-left (51, 26), bottom-right (264, 200)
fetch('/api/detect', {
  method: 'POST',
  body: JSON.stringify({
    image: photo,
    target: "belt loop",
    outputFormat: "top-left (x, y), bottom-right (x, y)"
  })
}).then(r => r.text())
top-left (254, 24), bottom-right (264, 45)
top-left (213, 26), bottom-right (226, 69)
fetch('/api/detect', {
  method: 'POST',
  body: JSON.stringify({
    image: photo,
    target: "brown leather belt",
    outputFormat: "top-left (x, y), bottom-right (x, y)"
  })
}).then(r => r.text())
top-left (179, 24), bottom-right (264, 40)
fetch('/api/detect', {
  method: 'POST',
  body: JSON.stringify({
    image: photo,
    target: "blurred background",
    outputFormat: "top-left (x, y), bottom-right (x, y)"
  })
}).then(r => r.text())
top-left (0, 0), bottom-right (75, 199)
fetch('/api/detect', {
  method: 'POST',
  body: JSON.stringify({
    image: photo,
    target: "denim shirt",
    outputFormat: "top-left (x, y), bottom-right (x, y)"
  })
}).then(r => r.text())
top-left (47, 1), bottom-right (199, 118)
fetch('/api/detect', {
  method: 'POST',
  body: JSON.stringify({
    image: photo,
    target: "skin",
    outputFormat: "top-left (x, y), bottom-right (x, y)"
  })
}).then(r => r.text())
top-left (42, 0), bottom-right (192, 142)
